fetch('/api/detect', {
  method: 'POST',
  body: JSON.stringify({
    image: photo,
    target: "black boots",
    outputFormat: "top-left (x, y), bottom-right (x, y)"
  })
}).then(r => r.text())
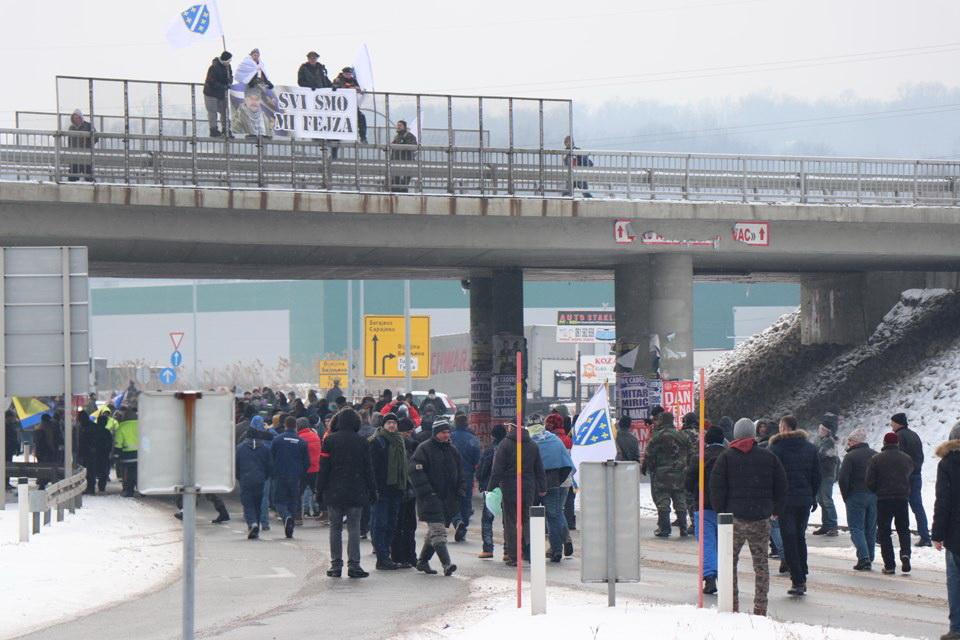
top-left (212, 507), bottom-right (230, 524)
top-left (703, 576), bottom-right (717, 594)
top-left (247, 524), bottom-right (259, 540)
top-left (677, 512), bottom-right (689, 538)
top-left (435, 542), bottom-right (457, 576)
top-left (655, 511), bottom-right (672, 537)
top-left (416, 541), bottom-right (438, 574)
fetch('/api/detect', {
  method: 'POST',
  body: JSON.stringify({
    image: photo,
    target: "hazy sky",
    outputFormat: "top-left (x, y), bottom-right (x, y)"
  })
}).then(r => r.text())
top-left (4, 0), bottom-right (960, 125)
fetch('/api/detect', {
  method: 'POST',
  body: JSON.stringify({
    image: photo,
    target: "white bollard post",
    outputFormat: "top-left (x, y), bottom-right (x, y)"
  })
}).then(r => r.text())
top-left (530, 505), bottom-right (546, 615)
top-left (717, 513), bottom-right (734, 613)
top-left (17, 478), bottom-right (29, 543)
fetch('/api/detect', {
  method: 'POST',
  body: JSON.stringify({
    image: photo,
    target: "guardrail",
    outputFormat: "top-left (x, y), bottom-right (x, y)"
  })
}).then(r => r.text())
top-left (2, 128), bottom-right (959, 205)
top-left (17, 467), bottom-right (87, 543)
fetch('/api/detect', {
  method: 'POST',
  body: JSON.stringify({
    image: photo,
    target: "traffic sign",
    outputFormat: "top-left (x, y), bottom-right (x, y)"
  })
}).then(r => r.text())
top-left (169, 331), bottom-right (185, 351)
top-left (159, 367), bottom-right (177, 385)
top-left (318, 359), bottom-right (348, 391)
top-left (364, 315), bottom-right (430, 379)
top-left (170, 350), bottom-right (183, 367)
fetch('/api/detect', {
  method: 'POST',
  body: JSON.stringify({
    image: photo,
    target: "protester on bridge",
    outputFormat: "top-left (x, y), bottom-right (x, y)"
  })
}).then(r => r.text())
top-left (297, 51), bottom-right (332, 89)
top-left (489, 421), bottom-right (546, 566)
top-left (296, 417), bottom-right (321, 523)
top-left (331, 66), bottom-right (368, 157)
top-left (687, 426), bottom-right (727, 594)
top-left (932, 423), bottom-right (960, 640)
top-left (316, 408), bottom-right (377, 578)
top-left (866, 431), bottom-right (915, 575)
top-left (235, 48), bottom-right (274, 93)
top-left (813, 414), bottom-right (840, 537)
top-left (710, 418), bottom-right (787, 616)
top-left (66, 109), bottom-right (95, 182)
top-left (113, 408), bottom-right (139, 497)
top-left (390, 120), bottom-right (417, 193)
top-left (531, 422), bottom-right (576, 562)
top-left (450, 412), bottom-right (481, 543)
top-left (271, 416), bottom-right (310, 538)
top-left (769, 415), bottom-right (820, 596)
top-left (391, 416), bottom-right (420, 567)
top-left (562, 136), bottom-right (593, 198)
top-left (642, 411), bottom-right (690, 538)
top-left (203, 51), bottom-right (233, 137)
top-left (891, 413), bottom-right (932, 547)
top-left (839, 427), bottom-right (878, 570)
top-left (369, 412), bottom-right (410, 570)
top-left (236, 426), bottom-right (273, 539)
top-left (476, 423), bottom-right (507, 559)
top-left (410, 417), bottom-right (463, 576)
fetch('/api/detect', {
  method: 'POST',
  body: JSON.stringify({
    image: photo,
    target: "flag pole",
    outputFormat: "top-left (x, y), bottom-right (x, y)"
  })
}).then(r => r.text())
top-left (516, 349), bottom-right (523, 609)
top-left (697, 367), bottom-right (706, 608)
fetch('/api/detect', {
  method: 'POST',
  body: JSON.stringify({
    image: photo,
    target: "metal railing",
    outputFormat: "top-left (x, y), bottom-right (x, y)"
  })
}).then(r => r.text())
top-left (16, 467), bottom-right (87, 543)
top-left (2, 127), bottom-right (960, 205)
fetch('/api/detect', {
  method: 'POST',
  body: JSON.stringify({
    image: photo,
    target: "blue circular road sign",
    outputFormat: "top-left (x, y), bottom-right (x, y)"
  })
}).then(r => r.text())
top-left (170, 350), bottom-right (183, 367)
top-left (159, 367), bottom-right (177, 385)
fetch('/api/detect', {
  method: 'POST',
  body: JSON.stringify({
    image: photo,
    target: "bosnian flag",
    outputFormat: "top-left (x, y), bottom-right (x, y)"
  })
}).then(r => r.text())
top-left (571, 385), bottom-right (616, 474)
top-left (166, 2), bottom-right (224, 49)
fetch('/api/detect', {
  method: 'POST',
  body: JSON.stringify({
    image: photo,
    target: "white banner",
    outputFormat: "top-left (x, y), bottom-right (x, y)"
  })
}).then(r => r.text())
top-left (271, 87), bottom-right (359, 141)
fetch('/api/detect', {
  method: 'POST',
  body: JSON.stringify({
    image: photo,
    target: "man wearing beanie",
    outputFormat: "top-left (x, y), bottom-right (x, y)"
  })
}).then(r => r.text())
top-left (932, 422), bottom-right (960, 640)
top-left (476, 424), bottom-right (508, 559)
top-left (866, 431), bottom-right (915, 575)
top-left (838, 427), bottom-right (878, 570)
top-left (769, 415), bottom-right (820, 596)
top-left (813, 413), bottom-right (840, 537)
top-left (710, 417), bottom-right (787, 615)
top-left (369, 412), bottom-right (411, 570)
top-left (642, 411), bottom-right (691, 537)
top-left (450, 412), bottom-right (481, 543)
top-left (890, 412), bottom-right (932, 546)
top-left (489, 422), bottom-right (547, 566)
top-left (390, 416), bottom-right (420, 567)
top-left (686, 425), bottom-right (727, 594)
top-left (203, 51), bottom-right (233, 137)
top-left (410, 418), bottom-right (463, 576)
top-left (615, 415), bottom-right (641, 463)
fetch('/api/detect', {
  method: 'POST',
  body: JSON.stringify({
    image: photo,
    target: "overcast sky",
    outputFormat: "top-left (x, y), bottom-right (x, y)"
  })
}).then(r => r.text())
top-left (4, 0), bottom-right (960, 126)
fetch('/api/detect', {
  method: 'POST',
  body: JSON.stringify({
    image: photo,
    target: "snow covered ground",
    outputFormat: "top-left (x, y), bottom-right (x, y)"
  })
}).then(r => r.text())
top-left (394, 577), bottom-right (920, 640)
top-left (0, 495), bottom-right (180, 640)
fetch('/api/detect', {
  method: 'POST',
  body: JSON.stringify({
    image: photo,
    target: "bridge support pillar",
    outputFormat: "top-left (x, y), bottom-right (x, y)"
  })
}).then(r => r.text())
top-left (489, 269), bottom-right (526, 424)
top-left (615, 255), bottom-right (694, 381)
top-left (468, 276), bottom-right (494, 442)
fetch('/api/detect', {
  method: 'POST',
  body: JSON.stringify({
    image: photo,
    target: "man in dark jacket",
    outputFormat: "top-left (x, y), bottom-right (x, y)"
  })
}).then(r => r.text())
top-left (615, 415), bottom-right (641, 462)
top-left (813, 413), bottom-right (840, 536)
top-left (642, 411), bottom-right (690, 537)
top-left (476, 423), bottom-right (507, 559)
top-left (932, 423), bottom-right (960, 640)
top-left (769, 415), bottom-right (820, 595)
top-left (450, 412), bottom-right (481, 542)
top-left (5, 411), bottom-right (20, 490)
top-left (203, 51), bottom-right (232, 137)
top-left (891, 412), bottom-right (931, 546)
top-left (236, 428), bottom-right (273, 539)
top-left (391, 417), bottom-right (420, 567)
top-left (78, 410), bottom-right (111, 495)
top-left (297, 51), bottom-right (331, 89)
top-left (710, 418), bottom-right (787, 616)
top-left (838, 427), bottom-right (878, 569)
top-left (67, 109), bottom-right (95, 181)
top-left (271, 416), bottom-right (310, 539)
top-left (369, 412), bottom-right (410, 570)
top-left (390, 120), bottom-right (417, 192)
top-left (410, 418), bottom-right (462, 576)
top-left (687, 426), bottom-right (727, 594)
top-left (316, 408), bottom-right (377, 578)
top-left (866, 431), bottom-right (915, 575)
top-left (489, 422), bottom-right (547, 566)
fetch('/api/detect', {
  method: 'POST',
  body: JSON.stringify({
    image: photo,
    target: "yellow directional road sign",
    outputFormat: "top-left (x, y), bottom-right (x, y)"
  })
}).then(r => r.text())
top-left (364, 315), bottom-right (430, 379)
top-left (318, 359), bottom-right (348, 392)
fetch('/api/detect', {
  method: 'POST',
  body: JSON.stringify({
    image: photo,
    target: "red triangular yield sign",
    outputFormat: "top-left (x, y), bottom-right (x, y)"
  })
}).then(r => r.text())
top-left (170, 331), bottom-right (185, 351)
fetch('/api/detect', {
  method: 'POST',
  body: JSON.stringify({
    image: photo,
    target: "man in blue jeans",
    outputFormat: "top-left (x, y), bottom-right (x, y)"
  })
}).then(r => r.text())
top-left (450, 413), bottom-right (481, 543)
top-left (838, 427), bottom-right (878, 570)
top-left (270, 417), bottom-right (310, 539)
top-left (531, 423), bottom-right (575, 562)
top-left (476, 424), bottom-right (507, 559)
top-left (891, 413), bottom-right (932, 546)
top-left (686, 426), bottom-right (727, 594)
top-left (932, 423), bottom-right (960, 640)
top-left (369, 413), bottom-right (411, 570)
top-left (813, 414), bottom-right (840, 537)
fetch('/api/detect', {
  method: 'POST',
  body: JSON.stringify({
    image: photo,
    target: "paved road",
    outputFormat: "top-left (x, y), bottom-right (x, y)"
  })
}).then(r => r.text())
top-left (17, 493), bottom-right (949, 640)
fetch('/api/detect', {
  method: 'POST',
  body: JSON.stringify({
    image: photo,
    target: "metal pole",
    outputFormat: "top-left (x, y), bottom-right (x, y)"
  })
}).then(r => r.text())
top-left (478, 97), bottom-right (484, 196)
top-left (347, 280), bottom-right (354, 400)
top-left (575, 348), bottom-right (582, 413)
top-left (530, 505), bottom-right (546, 615)
top-left (61, 248), bottom-right (74, 508)
top-left (507, 98), bottom-right (514, 195)
top-left (123, 81), bottom-right (131, 184)
top-left (359, 281), bottom-right (365, 396)
top-left (192, 280), bottom-right (199, 386)
top-left (697, 368), bottom-right (706, 609)
top-left (515, 349), bottom-right (523, 609)
top-left (604, 460), bottom-right (616, 607)
top-left (538, 100), bottom-right (545, 195)
top-left (18, 478), bottom-right (29, 542)
top-left (178, 391), bottom-right (201, 640)
top-left (403, 280), bottom-right (412, 393)
top-left (717, 513), bottom-right (734, 612)
top-left (0, 252), bottom-right (5, 504)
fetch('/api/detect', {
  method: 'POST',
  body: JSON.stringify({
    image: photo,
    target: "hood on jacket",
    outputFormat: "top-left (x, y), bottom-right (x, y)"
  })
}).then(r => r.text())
top-left (935, 440), bottom-right (960, 458)
top-left (769, 429), bottom-right (809, 445)
top-left (730, 437), bottom-right (756, 453)
top-left (507, 428), bottom-right (532, 443)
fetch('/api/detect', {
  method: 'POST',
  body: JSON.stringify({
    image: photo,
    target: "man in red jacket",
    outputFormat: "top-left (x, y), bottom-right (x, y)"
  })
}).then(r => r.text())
top-left (297, 417), bottom-right (322, 524)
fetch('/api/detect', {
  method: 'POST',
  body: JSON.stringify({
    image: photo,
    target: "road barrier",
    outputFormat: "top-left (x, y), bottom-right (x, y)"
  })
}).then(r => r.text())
top-left (17, 466), bottom-right (86, 543)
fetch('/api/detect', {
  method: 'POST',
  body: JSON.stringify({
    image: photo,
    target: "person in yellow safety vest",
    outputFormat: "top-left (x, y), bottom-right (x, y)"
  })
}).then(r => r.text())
top-left (113, 407), bottom-right (139, 497)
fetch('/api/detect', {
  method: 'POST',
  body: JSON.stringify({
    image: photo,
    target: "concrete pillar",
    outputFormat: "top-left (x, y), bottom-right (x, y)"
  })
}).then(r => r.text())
top-left (492, 268), bottom-right (524, 337)
top-left (614, 255), bottom-right (694, 381)
top-left (468, 277), bottom-right (494, 442)
top-left (490, 268), bottom-right (525, 426)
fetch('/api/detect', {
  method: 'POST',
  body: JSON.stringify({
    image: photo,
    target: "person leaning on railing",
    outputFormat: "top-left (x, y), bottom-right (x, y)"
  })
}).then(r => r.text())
top-left (67, 109), bottom-right (95, 182)
top-left (390, 120), bottom-right (417, 192)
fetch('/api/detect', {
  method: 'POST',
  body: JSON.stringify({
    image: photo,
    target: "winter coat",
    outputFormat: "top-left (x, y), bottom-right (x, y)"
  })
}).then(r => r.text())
top-left (297, 427), bottom-right (322, 473)
top-left (816, 433), bottom-right (840, 482)
top-left (270, 430), bottom-right (310, 480)
top-left (837, 443), bottom-right (877, 501)
top-left (203, 58), bottom-right (233, 99)
top-left (686, 443), bottom-right (726, 511)
top-left (488, 429), bottom-right (547, 499)
top-left (615, 428), bottom-right (641, 463)
top-left (532, 430), bottom-right (575, 490)
top-left (642, 423), bottom-right (690, 478)
top-left (932, 439), bottom-right (960, 554)
top-left (769, 430), bottom-right (821, 508)
top-left (297, 62), bottom-right (331, 89)
top-left (418, 396), bottom-right (446, 416)
top-left (369, 432), bottom-right (407, 499)
top-left (476, 440), bottom-right (501, 492)
top-left (894, 426), bottom-right (924, 475)
top-left (410, 437), bottom-right (463, 524)
top-left (67, 120), bottom-right (94, 149)
top-left (391, 130), bottom-right (417, 161)
top-left (379, 400), bottom-right (422, 426)
top-left (236, 438), bottom-right (272, 490)
top-left (710, 438), bottom-right (787, 521)
top-left (316, 425), bottom-right (377, 508)
top-left (451, 427), bottom-right (481, 481)
top-left (865, 444), bottom-right (914, 501)
top-left (681, 425), bottom-right (700, 467)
